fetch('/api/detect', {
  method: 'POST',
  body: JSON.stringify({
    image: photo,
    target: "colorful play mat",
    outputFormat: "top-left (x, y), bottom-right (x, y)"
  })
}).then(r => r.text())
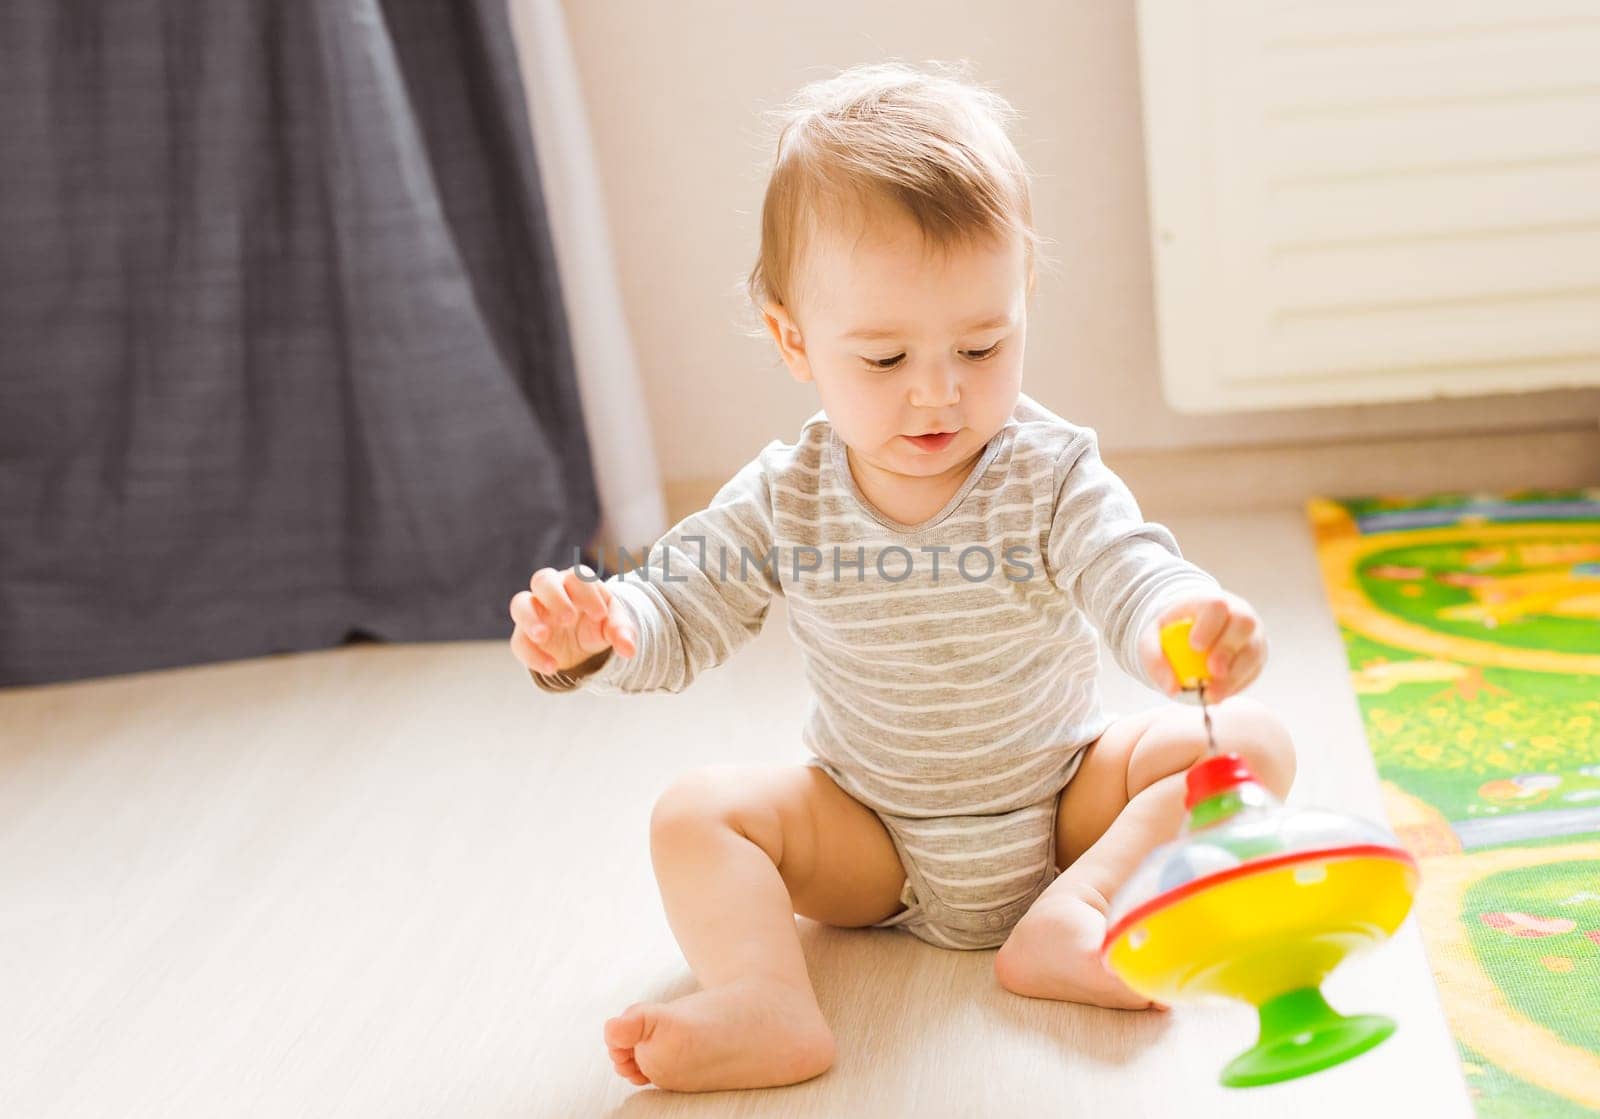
top-left (1309, 490), bottom-right (1600, 1117)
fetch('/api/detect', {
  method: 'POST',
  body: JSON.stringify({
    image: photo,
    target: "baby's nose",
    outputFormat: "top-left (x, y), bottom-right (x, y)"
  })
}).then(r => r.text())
top-left (909, 363), bottom-right (961, 406)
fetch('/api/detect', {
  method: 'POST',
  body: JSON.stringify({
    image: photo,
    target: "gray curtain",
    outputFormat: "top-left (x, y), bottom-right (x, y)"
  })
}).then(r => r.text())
top-left (0, 1), bottom-right (600, 687)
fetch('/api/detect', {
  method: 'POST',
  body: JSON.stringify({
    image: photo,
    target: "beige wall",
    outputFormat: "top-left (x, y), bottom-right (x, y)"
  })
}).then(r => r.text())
top-left (559, 0), bottom-right (1599, 487)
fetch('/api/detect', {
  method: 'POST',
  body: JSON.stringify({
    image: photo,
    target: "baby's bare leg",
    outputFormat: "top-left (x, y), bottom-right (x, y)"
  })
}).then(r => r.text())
top-left (604, 764), bottom-right (906, 1093)
top-left (995, 698), bottom-right (1295, 1007)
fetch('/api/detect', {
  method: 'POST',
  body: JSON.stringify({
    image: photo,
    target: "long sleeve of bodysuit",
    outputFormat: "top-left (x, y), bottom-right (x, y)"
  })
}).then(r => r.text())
top-left (534, 445), bottom-right (784, 696)
top-left (1045, 427), bottom-right (1220, 690)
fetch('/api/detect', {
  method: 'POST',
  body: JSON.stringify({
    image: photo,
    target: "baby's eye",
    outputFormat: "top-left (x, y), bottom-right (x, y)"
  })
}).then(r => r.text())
top-left (962, 342), bottom-right (1002, 362)
top-left (865, 353), bottom-right (906, 371)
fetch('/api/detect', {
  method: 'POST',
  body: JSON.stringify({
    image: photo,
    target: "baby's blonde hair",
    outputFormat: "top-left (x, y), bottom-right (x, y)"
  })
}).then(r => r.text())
top-left (746, 60), bottom-right (1040, 315)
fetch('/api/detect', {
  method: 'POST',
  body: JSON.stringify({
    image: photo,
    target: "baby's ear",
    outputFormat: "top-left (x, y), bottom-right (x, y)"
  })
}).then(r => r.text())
top-left (762, 302), bottom-right (812, 382)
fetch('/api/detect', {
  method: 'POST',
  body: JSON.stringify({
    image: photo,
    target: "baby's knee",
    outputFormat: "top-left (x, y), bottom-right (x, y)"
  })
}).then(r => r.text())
top-left (1213, 697), bottom-right (1296, 796)
top-left (1130, 697), bottom-right (1296, 797)
top-left (650, 765), bottom-right (737, 835)
top-left (649, 765), bottom-right (784, 859)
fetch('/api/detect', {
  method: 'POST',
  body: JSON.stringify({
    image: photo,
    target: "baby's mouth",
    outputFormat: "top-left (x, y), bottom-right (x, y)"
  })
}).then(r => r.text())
top-left (903, 430), bottom-right (958, 452)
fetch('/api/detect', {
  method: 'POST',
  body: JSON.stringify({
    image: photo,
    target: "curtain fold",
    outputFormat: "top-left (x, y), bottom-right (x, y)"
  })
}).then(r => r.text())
top-left (0, 0), bottom-right (600, 686)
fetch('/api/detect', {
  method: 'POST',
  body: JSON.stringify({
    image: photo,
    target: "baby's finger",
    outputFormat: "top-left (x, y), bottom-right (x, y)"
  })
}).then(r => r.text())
top-left (1210, 647), bottom-right (1259, 693)
top-left (1192, 637), bottom-right (1231, 694)
top-left (563, 564), bottom-right (611, 622)
top-left (529, 567), bottom-right (579, 625)
top-left (1206, 643), bottom-right (1238, 682)
top-left (509, 591), bottom-right (549, 642)
top-left (510, 626), bottom-right (558, 674)
top-left (1213, 613), bottom-right (1258, 662)
top-left (602, 595), bottom-right (637, 657)
top-left (1189, 600), bottom-right (1230, 650)
top-left (1226, 646), bottom-right (1266, 695)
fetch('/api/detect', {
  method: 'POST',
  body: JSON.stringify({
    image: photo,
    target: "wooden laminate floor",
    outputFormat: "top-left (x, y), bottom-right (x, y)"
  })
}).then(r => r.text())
top-left (0, 509), bottom-right (1474, 1117)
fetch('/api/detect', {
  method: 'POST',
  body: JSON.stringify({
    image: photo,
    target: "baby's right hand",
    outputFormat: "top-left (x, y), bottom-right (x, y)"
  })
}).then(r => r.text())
top-left (509, 564), bottom-right (638, 676)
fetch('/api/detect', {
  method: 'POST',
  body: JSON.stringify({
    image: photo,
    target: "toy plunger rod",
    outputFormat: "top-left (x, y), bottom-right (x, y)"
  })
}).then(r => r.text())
top-left (1196, 681), bottom-right (1218, 755)
top-left (1159, 619), bottom-right (1219, 755)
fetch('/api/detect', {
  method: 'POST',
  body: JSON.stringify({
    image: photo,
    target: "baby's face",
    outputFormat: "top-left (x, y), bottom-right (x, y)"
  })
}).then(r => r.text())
top-left (766, 206), bottom-right (1027, 489)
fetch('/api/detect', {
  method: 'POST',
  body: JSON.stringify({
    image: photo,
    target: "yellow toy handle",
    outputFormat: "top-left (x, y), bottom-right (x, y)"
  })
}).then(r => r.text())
top-left (1159, 618), bottom-right (1211, 691)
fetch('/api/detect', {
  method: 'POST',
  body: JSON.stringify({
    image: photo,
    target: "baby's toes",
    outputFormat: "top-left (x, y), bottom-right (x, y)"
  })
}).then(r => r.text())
top-left (603, 1005), bottom-right (650, 1050)
top-left (608, 1047), bottom-right (650, 1085)
top-left (603, 1004), bottom-right (657, 1084)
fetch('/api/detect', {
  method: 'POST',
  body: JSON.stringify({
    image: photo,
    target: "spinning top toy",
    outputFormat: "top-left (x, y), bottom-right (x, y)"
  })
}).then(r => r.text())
top-left (1099, 620), bottom-right (1421, 1088)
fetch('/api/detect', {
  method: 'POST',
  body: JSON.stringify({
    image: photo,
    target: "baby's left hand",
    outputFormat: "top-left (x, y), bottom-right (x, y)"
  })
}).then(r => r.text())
top-left (1139, 590), bottom-right (1267, 702)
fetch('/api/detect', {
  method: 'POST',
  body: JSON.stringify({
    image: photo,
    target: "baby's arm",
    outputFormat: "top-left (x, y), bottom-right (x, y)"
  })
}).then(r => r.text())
top-left (1045, 429), bottom-right (1221, 691)
top-left (528, 449), bottom-right (782, 696)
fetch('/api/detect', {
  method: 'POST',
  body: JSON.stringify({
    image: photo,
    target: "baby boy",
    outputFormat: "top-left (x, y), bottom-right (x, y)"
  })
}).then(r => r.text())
top-left (510, 61), bottom-right (1295, 1094)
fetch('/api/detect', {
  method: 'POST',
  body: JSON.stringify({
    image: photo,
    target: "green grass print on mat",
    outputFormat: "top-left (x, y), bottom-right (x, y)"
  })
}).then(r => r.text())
top-left (1458, 1039), bottom-right (1597, 1119)
top-left (1345, 631), bottom-right (1600, 824)
top-left (1461, 861), bottom-right (1600, 1056)
top-left (1314, 490), bottom-right (1600, 1116)
top-left (1357, 541), bottom-right (1600, 655)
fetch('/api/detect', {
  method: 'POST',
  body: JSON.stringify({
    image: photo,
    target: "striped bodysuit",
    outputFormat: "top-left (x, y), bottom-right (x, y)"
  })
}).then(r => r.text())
top-left (547, 392), bottom-right (1218, 949)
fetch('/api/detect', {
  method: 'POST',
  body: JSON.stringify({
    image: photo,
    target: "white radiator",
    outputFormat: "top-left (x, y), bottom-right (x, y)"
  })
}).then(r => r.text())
top-left (1136, 0), bottom-right (1600, 412)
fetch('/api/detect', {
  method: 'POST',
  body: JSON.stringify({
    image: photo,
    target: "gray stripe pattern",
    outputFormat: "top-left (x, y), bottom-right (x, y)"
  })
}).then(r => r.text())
top-left (574, 390), bottom-right (1217, 840)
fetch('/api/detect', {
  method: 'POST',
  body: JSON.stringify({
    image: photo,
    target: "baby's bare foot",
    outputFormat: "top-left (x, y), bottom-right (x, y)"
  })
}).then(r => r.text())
top-left (996, 879), bottom-right (1169, 1011)
top-left (603, 976), bottom-right (836, 1092)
